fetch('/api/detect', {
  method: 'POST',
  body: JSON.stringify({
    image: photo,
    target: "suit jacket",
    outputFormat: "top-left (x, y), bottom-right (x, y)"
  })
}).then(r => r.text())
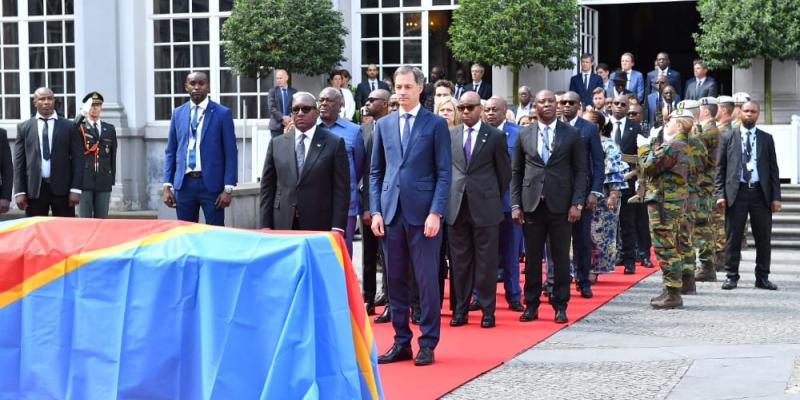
top-left (646, 92), bottom-right (681, 128)
top-left (445, 123), bottom-right (510, 226)
top-left (267, 86), bottom-right (298, 131)
top-left (464, 82), bottom-right (492, 100)
top-left (510, 121), bottom-right (587, 214)
top-left (684, 76), bottom-right (718, 100)
top-left (569, 72), bottom-right (604, 108)
top-left (14, 116), bottom-right (83, 199)
top-left (572, 117), bottom-right (605, 195)
top-left (501, 122), bottom-right (520, 211)
top-left (260, 126), bottom-right (350, 231)
top-left (369, 107), bottom-right (451, 226)
top-left (355, 80), bottom-right (390, 109)
top-left (0, 128), bottom-right (13, 200)
top-left (163, 99), bottom-right (238, 193)
top-left (608, 117), bottom-right (646, 192)
top-left (715, 127), bottom-right (781, 207)
top-left (360, 121), bottom-right (376, 212)
top-left (79, 120), bottom-right (118, 192)
top-left (610, 69), bottom-right (645, 102)
top-left (645, 68), bottom-right (682, 97)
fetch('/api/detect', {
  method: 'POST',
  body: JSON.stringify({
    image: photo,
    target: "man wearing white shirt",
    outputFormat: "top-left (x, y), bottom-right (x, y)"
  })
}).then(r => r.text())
top-left (464, 63), bottom-right (492, 100)
top-left (514, 86), bottom-right (533, 124)
top-left (684, 60), bottom-right (718, 100)
top-left (355, 64), bottom-right (390, 109)
top-left (646, 52), bottom-right (682, 98)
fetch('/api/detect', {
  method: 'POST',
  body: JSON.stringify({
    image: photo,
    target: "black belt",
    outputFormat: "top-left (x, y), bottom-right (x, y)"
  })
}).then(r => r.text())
top-left (186, 171), bottom-right (202, 178)
top-left (740, 182), bottom-right (760, 189)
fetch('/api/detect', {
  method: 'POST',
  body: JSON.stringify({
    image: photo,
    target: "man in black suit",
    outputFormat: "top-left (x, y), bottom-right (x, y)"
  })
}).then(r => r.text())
top-left (260, 92), bottom-right (350, 234)
top-left (267, 69), bottom-right (298, 137)
top-left (0, 127), bottom-right (12, 214)
top-left (355, 64), bottom-right (390, 110)
top-left (716, 101), bottom-right (781, 291)
top-left (511, 90), bottom-right (587, 324)
top-left (684, 60), bottom-right (718, 100)
top-left (645, 52), bottom-right (682, 98)
top-left (14, 87), bottom-right (83, 217)
top-left (464, 63), bottom-right (492, 100)
top-left (421, 66), bottom-right (444, 111)
top-left (446, 91), bottom-right (510, 329)
top-left (453, 69), bottom-right (467, 100)
top-left (569, 53), bottom-right (604, 109)
top-left (608, 94), bottom-right (648, 274)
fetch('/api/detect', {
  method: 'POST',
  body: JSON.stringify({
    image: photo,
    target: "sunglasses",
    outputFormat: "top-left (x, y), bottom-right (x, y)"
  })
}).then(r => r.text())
top-left (559, 100), bottom-right (578, 106)
top-left (457, 103), bottom-right (481, 112)
top-left (291, 105), bottom-right (316, 114)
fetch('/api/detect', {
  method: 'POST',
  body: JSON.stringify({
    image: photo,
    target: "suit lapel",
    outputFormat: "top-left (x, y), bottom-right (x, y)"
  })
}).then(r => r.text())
top-left (299, 129), bottom-right (326, 183)
top-left (469, 125), bottom-right (489, 167)
top-left (452, 125), bottom-right (466, 170)
top-left (403, 109), bottom-right (429, 163)
top-left (528, 124), bottom-right (544, 165)
top-left (284, 128), bottom-right (300, 182)
top-left (755, 128), bottom-right (766, 172)
top-left (730, 129), bottom-right (742, 172)
top-left (200, 101), bottom-right (216, 145)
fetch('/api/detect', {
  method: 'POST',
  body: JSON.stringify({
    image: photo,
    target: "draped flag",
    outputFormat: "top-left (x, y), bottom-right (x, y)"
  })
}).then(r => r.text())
top-left (0, 217), bottom-right (382, 400)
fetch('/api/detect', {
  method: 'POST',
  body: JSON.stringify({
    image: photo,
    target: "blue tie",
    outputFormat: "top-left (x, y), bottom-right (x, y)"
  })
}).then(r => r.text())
top-left (541, 126), bottom-right (551, 163)
top-left (402, 113), bottom-right (412, 155)
top-left (188, 105), bottom-right (199, 170)
top-left (282, 88), bottom-right (289, 116)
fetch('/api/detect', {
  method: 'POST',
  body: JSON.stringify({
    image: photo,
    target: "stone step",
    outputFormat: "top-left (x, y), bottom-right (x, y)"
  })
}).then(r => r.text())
top-left (762, 238), bottom-right (800, 249)
top-left (0, 209), bottom-right (158, 221)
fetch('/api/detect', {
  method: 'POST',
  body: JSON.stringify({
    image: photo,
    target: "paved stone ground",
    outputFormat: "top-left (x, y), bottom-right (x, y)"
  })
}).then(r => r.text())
top-left (441, 249), bottom-right (800, 400)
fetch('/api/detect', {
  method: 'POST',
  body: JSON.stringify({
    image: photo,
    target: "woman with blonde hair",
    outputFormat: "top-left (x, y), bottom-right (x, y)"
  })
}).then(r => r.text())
top-left (434, 96), bottom-right (461, 128)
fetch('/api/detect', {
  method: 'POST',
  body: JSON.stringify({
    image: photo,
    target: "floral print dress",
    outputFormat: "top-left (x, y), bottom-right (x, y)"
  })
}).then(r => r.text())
top-left (590, 137), bottom-right (630, 274)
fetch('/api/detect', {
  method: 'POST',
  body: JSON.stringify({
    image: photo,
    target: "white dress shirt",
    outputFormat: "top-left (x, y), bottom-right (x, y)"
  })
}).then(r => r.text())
top-left (399, 103), bottom-right (422, 142)
top-left (608, 116), bottom-right (628, 141)
top-left (537, 119), bottom-right (557, 160)
top-left (296, 124), bottom-right (316, 160)
top-left (184, 97), bottom-right (208, 174)
top-left (740, 126), bottom-right (759, 183)
top-left (462, 121), bottom-right (481, 155)
top-left (36, 112), bottom-right (55, 179)
top-left (515, 103), bottom-right (531, 123)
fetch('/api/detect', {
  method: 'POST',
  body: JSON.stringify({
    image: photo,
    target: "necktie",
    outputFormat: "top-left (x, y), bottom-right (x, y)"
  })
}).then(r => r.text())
top-left (371, 81), bottom-right (376, 91)
top-left (188, 106), bottom-right (199, 170)
top-left (92, 122), bottom-right (99, 136)
top-left (743, 130), bottom-right (752, 183)
top-left (282, 88), bottom-right (289, 116)
top-left (583, 73), bottom-right (588, 89)
top-left (474, 84), bottom-right (480, 94)
top-left (541, 126), bottom-right (551, 163)
top-left (464, 127), bottom-right (473, 163)
top-left (456, 85), bottom-right (462, 99)
top-left (39, 118), bottom-right (51, 161)
top-left (401, 113), bottom-right (412, 155)
top-left (696, 80), bottom-right (702, 93)
top-left (614, 121), bottom-right (622, 145)
top-left (296, 133), bottom-right (306, 177)
top-left (626, 75), bottom-right (631, 90)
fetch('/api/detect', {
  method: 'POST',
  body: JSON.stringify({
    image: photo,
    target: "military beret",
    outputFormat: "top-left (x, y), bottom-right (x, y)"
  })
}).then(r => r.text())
top-left (717, 95), bottom-right (734, 104)
top-left (670, 108), bottom-right (695, 119)
top-left (82, 91), bottom-right (104, 104)
top-left (699, 97), bottom-right (718, 105)
top-left (678, 99), bottom-right (700, 109)
top-left (732, 92), bottom-right (751, 105)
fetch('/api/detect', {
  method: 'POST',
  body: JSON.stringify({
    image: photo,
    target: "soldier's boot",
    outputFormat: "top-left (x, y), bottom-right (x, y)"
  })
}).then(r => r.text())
top-left (714, 251), bottom-right (727, 272)
top-left (694, 262), bottom-right (717, 282)
top-left (650, 288), bottom-right (668, 303)
top-left (651, 287), bottom-right (683, 309)
top-left (681, 274), bottom-right (697, 295)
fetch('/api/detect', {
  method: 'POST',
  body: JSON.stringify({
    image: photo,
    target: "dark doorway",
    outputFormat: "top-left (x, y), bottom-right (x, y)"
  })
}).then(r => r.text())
top-left (592, 2), bottom-right (731, 95)
top-left (428, 10), bottom-right (490, 85)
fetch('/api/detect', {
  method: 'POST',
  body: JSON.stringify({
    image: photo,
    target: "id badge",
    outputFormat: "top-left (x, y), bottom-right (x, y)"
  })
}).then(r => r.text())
top-left (746, 160), bottom-right (755, 172)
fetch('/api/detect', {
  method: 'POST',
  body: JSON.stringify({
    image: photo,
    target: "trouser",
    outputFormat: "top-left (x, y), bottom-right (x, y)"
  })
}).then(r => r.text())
top-left (692, 195), bottom-right (717, 265)
top-left (572, 207), bottom-right (594, 288)
top-left (362, 217), bottom-right (387, 304)
top-left (79, 190), bottom-right (111, 218)
top-left (619, 188), bottom-right (639, 263)
top-left (344, 216), bottom-right (357, 259)
top-left (499, 212), bottom-right (523, 303)
top-left (725, 184), bottom-right (773, 282)
top-left (26, 180), bottom-right (74, 217)
top-left (522, 201), bottom-right (572, 310)
top-left (175, 174), bottom-right (224, 226)
top-left (648, 200), bottom-right (685, 288)
top-left (635, 202), bottom-right (652, 259)
top-left (679, 196), bottom-right (696, 276)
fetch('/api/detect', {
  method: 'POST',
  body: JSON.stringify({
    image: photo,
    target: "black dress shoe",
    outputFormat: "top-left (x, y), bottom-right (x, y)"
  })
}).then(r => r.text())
top-left (496, 270), bottom-right (504, 283)
top-left (519, 307), bottom-right (538, 322)
top-left (755, 279), bottom-right (778, 290)
top-left (468, 300), bottom-right (480, 311)
top-left (377, 344), bottom-right (413, 364)
top-left (579, 285), bottom-right (593, 299)
top-left (450, 314), bottom-right (468, 327)
top-left (374, 294), bottom-right (387, 307)
top-left (411, 307), bottom-right (421, 325)
top-left (374, 307), bottom-right (391, 323)
top-left (721, 278), bottom-right (738, 290)
top-left (365, 302), bottom-right (376, 316)
top-left (554, 308), bottom-right (568, 324)
top-left (414, 346), bottom-right (435, 366)
top-left (624, 261), bottom-right (636, 275)
top-left (508, 301), bottom-right (524, 312)
top-left (642, 258), bottom-right (654, 268)
top-left (481, 315), bottom-right (496, 328)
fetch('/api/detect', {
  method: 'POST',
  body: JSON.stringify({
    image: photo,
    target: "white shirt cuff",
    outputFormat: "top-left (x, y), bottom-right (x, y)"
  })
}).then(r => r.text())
top-left (70, 188), bottom-right (82, 194)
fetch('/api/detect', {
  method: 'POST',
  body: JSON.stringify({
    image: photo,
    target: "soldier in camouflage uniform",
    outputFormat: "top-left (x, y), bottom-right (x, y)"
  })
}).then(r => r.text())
top-left (690, 97), bottom-right (720, 283)
top-left (639, 107), bottom-right (693, 309)
top-left (711, 95), bottom-right (738, 270)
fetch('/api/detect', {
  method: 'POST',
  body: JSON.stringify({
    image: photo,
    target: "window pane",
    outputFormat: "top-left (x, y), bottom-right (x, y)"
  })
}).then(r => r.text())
top-left (153, 0), bottom-right (170, 14)
top-left (432, 0), bottom-right (450, 4)
top-left (66, 71), bottom-right (74, 93)
top-left (46, 0), bottom-right (61, 15)
top-left (65, 45), bottom-right (74, 67)
top-left (3, 48), bottom-right (18, 69)
top-left (240, 76), bottom-right (257, 92)
top-left (242, 95), bottom-right (257, 119)
top-left (383, 67), bottom-right (397, 85)
top-left (47, 46), bottom-right (63, 68)
top-left (30, 72), bottom-right (45, 89)
top-left (28, 0), bottom-right (43, 16)
top-left (259, 73), bottom-right (272, 91)
top-left (193, 44), bottom-right (209, 67)
top-left (173, 19), bottom-right (190, 42)
top-left (29, 22), bottom-right (44, 44)
top-left (3, 23), bottom-right (18, 44)
top-left (48, 71), bottom-right (64, 92)
top-left (403, 0), bottom-right (421, 5)
top-left (46, 21), bottom-right (63, 43)
top-left (65, 0), bottom-right (73, 14)
top-left (153, 20), bottom-right (170, 43)
top-left (361, 0), bottom-right (378, 8)
top-left (404, 13), bottom-right (421, 37)
top-left (383, 40), bottom-right (400, 64)
top-left (174, 96), bottom-right (188, 108)
top-left (2, 0), bottom-right (18, 16)
top-left (192, 19), bottom-right (208, 41)
top-left (219, 0), bottom-right (233, 12)
top-left (220, 95), bottom-right (237, 117)
top-left (5, 97), bottom-right (20, 119)
top-left (383, 14), bottom-right (400, 37)
top-left (361, 41), bottom-right (379, 64)
top-left (404, 40), bottom-right (421, 64)
top-left (154, 45), bottom-right (171, 68)
top-left (67, 96), bottom-right (76, 118)
top-left (173, 71), bottom-right (187, 93)
top-left (155, 97), bottom-right (172, 120)
top-left (191, 0), bottom-right (207, 12)
top-left (65, 21), bottom-right (73, 43)
top-left (361, 14), bottom-right (379, 38)
top-left (155, 71), bottom-right (172, 94)
top-left (259, 95), bottom-right (268, 118)
top-left (173, 0), bottom-right (188, 13)
top-left (384, 0), bottom-right (399, 6)
top-left (4, 72), bottom-right (20, 94)
top-left (29, 47), bottom-right (45, 69)
top-left (219, 69), bottom-right (235, 93)
top-left (174, 45), bottom-right (190, 68)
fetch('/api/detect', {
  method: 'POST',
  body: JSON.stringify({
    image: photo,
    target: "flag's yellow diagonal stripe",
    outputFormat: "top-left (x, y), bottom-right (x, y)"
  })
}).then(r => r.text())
top-left (0, 216), bottom-right (54, 235)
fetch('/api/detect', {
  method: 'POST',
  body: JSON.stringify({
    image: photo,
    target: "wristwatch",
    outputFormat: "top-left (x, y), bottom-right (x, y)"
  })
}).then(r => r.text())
top-left (224, 186), bottom-right (234, 194)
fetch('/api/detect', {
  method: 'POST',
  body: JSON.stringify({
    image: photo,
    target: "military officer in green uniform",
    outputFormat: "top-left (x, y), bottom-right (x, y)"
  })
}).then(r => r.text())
top-left (639, 106), bottom-right (693, 309)
top-left (710, 95), bottom-right (737, 270)
top-left (77, 91), bottom-right (117, 218)
top-left (692, 97), bottom-right (722, 282)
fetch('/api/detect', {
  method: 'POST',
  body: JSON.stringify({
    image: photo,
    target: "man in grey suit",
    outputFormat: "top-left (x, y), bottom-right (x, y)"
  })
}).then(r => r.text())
top-left (267, 69), bottom-right (298, 137)
top-left (446, 91), bottom-right (510, 329)
top-left (684, 60), bottom-right (718, 100)
top-left (511, 90), bottom-right (587, 324)
top-left (14, 87), bottom-right (83, 217)
top-left (716, 100), bottom-right (781, 291)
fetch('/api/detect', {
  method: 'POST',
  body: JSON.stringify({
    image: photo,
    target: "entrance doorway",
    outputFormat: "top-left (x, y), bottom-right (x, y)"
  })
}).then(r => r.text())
top-left (427, 10), bottom-right (490, 86)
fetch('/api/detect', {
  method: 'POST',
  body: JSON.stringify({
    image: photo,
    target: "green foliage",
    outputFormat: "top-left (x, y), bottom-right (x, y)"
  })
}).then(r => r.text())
top-left (694, 0), bottom-right (800, 69)
top-left (221, 0), bottom-right (347, 78)
top-left (448, 0), bottom-right (579, 71)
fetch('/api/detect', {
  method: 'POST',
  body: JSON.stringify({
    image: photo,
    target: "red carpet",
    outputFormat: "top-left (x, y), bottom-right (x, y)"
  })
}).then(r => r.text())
top-left (372, 265), bottom-right (659, 399)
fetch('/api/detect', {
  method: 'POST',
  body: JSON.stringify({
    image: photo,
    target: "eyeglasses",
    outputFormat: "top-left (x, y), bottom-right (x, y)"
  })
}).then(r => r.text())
top-left (457, 103), bottom-right (481, 112)
top-left (366, 97), bottom-right (386, 103)
top-left (559, 100), bottom-right (578, 106)
top-left (291, 105), bottom-right (316, 114)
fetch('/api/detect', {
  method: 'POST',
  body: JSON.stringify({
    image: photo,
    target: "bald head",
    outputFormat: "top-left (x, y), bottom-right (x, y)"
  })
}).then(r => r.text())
top-left (461, 91), bottom-right (480, 104)
top-left (319, 87), bottom-right (343, 123)
top-left (33, 87), bottom-right (55, 117)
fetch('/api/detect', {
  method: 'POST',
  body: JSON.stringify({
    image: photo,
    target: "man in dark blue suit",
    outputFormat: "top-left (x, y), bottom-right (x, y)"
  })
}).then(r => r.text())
top-left (645, 52), bottom-right (682, 98)
top-left (569, 53), bottom-right (604, 109)
top-left (355, 64), bottom-right (390, 110)
top-left (464, 63), bottom-right (492, 100)
top-left (684, 59), bottom-right (719, 100)
top-left (163, 71), bottom-right (238, 226)
top-left (647, 76), bottom-right (681, 128)
top-left (562, 91), bottom-right (604, 298)
top-left (370, 66), bottom-right (451, 366)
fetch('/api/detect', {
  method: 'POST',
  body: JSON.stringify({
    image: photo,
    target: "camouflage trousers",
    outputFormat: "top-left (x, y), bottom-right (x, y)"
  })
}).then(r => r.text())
top-left (679, 196), bottom-right (696, 276)
top-left (689, 195), bottom-right (717, 269)
top-left (713, 202), bottom-right (726, 253)
top-left (648, 200), bottom-right (686, 288)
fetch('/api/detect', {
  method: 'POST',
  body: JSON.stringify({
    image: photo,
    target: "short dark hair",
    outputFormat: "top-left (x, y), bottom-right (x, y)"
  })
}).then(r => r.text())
top-left (394, 65), bottom-right (425, 86)
top-left (592, 87), bottom-right (606, 96)
top-left (580, 53), bottom-right (594, 62)
top-left (693, 59), bottom-right (708, 69)
top-left (621, 52), bottom-right (635, 62)
top-left (596, 62), bottom-right (609, 72)
top-left (434, 79), bottom-right (454, 93)
top-left (702, 103), bottom-right (718, 116)
top-left (339, 69), bottom-right (352, 80)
